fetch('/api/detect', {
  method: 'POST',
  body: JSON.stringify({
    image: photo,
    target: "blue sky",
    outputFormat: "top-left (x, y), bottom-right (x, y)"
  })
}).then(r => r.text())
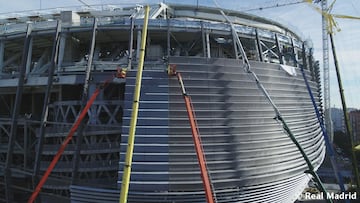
top-left (0, 0), bottom-right (359, 108)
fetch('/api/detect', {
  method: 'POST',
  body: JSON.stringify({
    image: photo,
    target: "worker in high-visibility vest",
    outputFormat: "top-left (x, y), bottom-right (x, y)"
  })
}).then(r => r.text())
top-left (116, 67), bottom-right (127, 78)
top-left (167, 64), bottom-right (176, 76)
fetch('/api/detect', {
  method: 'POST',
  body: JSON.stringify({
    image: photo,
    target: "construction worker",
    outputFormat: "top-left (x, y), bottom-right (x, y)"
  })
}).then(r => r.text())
top-left (116, 66), bottom-right (127, 78)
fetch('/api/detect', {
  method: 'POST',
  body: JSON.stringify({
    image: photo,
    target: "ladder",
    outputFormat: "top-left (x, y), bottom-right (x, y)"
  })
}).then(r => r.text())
top-left (168, 65), bottom-right (216, 203)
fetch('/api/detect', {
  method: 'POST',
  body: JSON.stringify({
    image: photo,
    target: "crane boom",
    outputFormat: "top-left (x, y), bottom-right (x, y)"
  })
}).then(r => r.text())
top-left (168, 65), bottom-right (215, 203)
top-left (28, 83), bottom-right (105, 203)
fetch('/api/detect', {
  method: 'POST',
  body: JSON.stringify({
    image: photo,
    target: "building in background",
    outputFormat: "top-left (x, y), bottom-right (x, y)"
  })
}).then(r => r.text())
top-left (331, 107), bottom-right (345, 133)
top-left (349, 110), bottom-right (360, 144)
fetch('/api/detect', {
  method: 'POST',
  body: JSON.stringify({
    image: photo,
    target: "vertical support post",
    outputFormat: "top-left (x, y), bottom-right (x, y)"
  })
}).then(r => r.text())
top-left (128, 17), bottom-right (134, 70)
top-left (308, 48), bottom-right (315, 80)
top-left (136, 30), bottom-right (141, 63)
top-left (119, 5), bottom-right (149, 203)
top-left (0, 40), bottom-right (4, 73)
top-left (274, 34), bottom-right (283, 64)
top-left (25, 37), bottom-right (33, 76)
top-left (290, 38), bottom-right (298, 67)
top-left (72, 18), bottom-right (98, 184)
top-left (302, 44), bottom-right (308, 69)
top-left (57, 33), bottom-right (66, 73)
top-left (205, 32), bottom-right (210, 58)
top-left (5, 23), bottom-right (32, 203)
top-left (93, 46), bottom-right (100, 61)
top-left (201, 22), bottom-right (206, 58)
top-left (255, 29), bottom-right (263, 62)
top-left (167, 19), bottom-right (171, 59)
top-left (83, 18), bottom-right (97, 98)
top-left (32, 21), bottom-right (62, 198)
top-left (231, 28), bottom-right (239, 59)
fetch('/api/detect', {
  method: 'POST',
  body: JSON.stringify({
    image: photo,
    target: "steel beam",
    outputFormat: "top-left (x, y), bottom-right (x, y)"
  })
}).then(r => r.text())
top-left (4, 23), bottom-right (32, 203)
top-left (201, 22), bottom-right (206, 58)
top-left (128, 17), bottom-right (134, 69)
top-left (32, 20), bottom-right (62, 200)
top-left (25, 37), bottom-right (33, 76)
top-left (290, 38), bottom-right (298, 67)
top-left (274, 33), bottom-right (283, 64)
top-left (308, 48), bottom-right (314, 80)
top-left (231, 29), bottom-right (239, 59)
top-left (72, 18), bottom-right (98, 184)
top-left (57, 33), bottom-right (67, 73)
top-left (136, 30), bottom-right (141, 63)
top-left (255, 29), bottom-right (263, 62)
top-left (205, 32), bottom-right (210, 58)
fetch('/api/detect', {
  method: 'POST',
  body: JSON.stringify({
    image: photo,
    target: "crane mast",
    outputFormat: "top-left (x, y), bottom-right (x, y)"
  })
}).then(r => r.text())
top-left (322, 0), bottom-right (333, 141)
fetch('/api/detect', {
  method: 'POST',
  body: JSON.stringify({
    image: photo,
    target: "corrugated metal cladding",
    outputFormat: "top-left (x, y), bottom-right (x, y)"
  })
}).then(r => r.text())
top-left (87, 57), bottom-right (325, 203)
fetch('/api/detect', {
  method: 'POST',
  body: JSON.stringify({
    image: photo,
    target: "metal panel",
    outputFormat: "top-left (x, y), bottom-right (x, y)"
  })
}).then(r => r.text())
top-left (113, 57), bottom-right (325, 202)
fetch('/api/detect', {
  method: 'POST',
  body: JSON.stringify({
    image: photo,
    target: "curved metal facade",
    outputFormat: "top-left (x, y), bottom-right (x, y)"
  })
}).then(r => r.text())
top-left (0, 3), bottom-right (325, 203)
top-left (116, 57), bottom-right (325, 203)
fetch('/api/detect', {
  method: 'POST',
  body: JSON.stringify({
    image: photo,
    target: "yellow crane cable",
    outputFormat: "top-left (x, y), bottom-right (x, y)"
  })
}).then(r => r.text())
top-left (119, 5), bottom-right (150, 203)
top-left (304, 0), bottom-right (360, 33)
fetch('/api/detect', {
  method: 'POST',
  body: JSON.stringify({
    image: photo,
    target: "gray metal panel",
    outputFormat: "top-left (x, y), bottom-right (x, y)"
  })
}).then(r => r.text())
top-left (112, 57), bottom-right (325, 202)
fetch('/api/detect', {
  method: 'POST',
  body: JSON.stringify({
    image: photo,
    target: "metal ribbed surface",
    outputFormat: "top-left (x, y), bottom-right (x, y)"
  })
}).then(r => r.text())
top-left (113, 57), bottom-right (325, 202)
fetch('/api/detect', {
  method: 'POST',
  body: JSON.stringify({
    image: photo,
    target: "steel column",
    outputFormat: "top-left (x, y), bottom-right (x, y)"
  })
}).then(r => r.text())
top-left (205, 32), bottom-right (210, 58)
top-left (32, 20), bottom-right (62, 199)
top-left (290, 38), bottom-right (298, 67)
top-left (25, 37), bottom-right (33, 76)
top-left (128, 17), bottom-right (134, 69)
top-left (4, 23), bottom-right (32, 203)
top-left (308, 48), bottom-right (315, 80)
top-left (255, 29), bottom-right (263, 62)
top-left (231, 28), bottom-right (239, 59)
top-left (167, 19), bottom-right (171, 59)
top-left (72, 18), bottom-right (98, 184)
top-left (136, 30), bottom-right (141, 63)
top-left (274, 34), bottom-right (283, 64)
top-left (201, 22), bottom-right (206, 58)
top-left (57, 33), bottom-right (67, 73)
